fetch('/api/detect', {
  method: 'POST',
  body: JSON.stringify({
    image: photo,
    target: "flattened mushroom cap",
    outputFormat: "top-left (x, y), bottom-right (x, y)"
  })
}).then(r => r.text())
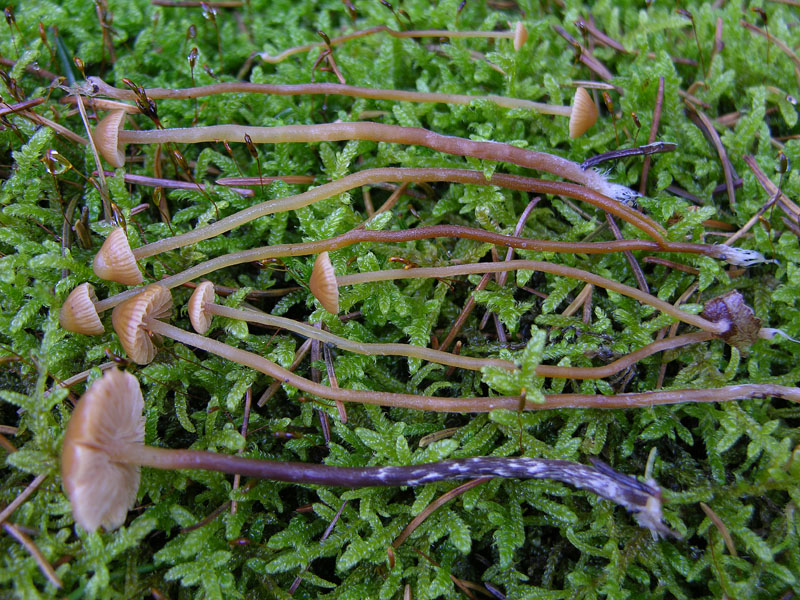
top-left (188, 281), bottom-right (215, 334)
top-left (569, 87), bottom-right (598, 139)
top-left (92, 110), bottom-right (127, 168)
top-left (309, 252), bottom-right (339, 314)
top-left (59, 283), bottom-right (104, 335)
top-left (111, 284), bottom-right (173, 364)
top-left (61, 369), bottom-right (144, 532)
top-left (93, 227), bottom-right (143, 286)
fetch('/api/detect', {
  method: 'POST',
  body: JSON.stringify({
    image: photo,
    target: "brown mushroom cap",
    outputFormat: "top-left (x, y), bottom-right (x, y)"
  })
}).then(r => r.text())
top-left (513, 21), bottom-right (528, 52)
top-left (92, 110), bottom-right (127, 168)
top-left (93, 227), bottom-right (143, 286)
top-left (569, 87), bottom-right (599, 139)
top-left (59, 283), bottom-right (104, 335)
top-left (111, 284), bottom-right (173, 364)
top-left (188, 281), bottom-right (215, 334)
top-left (309, 252), bottom-right (339, 314)
top-left (61, 368), bottom-right (145, 532)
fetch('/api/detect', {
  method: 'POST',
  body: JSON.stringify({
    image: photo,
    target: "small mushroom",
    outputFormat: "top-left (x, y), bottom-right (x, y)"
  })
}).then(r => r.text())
top-left (92, 109), bottom-right (128, 168)
top-left (309, 252), bottom-right (339, 314)
top-left (61, 368), bottom-right (144, 531)
top-left (569, 87), bottom-right (599, 139)
top-left (187, 281), bottom-right (216, 334)
top-left (59, 283), bottom-right (104, 335)
top-left (93, 227), bottom-right (143, 285)
top-left (111, 283), bottom-right (173, 364)
top-left (61, 368), bottom-right (671, 535)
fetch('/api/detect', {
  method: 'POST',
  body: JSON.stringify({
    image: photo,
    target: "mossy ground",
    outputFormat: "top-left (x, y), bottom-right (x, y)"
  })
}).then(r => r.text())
top-left (1, 0), bottom-right (799, 598)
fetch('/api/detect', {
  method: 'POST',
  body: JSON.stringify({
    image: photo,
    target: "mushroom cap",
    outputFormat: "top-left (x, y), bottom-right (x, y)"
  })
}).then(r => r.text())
top-left (61, 368), bottom-right (144, 532)
top-left (111, 284), bottom-right (173, 364)
top-left (59, 283), bottom-right (104, 335)
top-left (93, 227), bottom-right (143, 286)
top-left (513, 21), bottom-right (528, 52)
top-left (569, 87), bottom-right (599, 139)
top-left (188, 281), bottom-right (215, 334)
top-left (92, 110), bottom-right (127, 168)
top-left (309, 252), bottom-right (339, 314)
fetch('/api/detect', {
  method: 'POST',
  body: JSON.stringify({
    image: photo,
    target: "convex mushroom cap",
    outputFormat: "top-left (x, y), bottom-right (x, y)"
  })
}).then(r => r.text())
top-left (94, 227), bottom-right (143, 285)
top-left (112, 283), bottom-right (173, 364)
top-left (569, 87), bottom-right (598, 139)
top-left (92, 109), bottom-right (127, 168)
top-left (59, 283), bottom-right (104, 335)
top-left (61, 368), bottom-right (144, 532)
top-left (309, 252), bottom-right (339, 314)
top-left (188, 281), bottom-right (215, 334)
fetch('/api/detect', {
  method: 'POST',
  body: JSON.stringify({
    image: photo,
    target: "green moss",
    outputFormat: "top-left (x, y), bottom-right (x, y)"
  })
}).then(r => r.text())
top-left (1, 0), bottom-right (799, 598)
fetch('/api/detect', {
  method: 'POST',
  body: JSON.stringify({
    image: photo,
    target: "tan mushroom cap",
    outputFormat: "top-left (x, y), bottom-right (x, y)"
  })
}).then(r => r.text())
top-left (569, 87), bottom-right (599, 139)
top-left (309, 252), bottom-right (339, 314)
top-left (92, 110), bottom-right (127, 168)
top-left (188, 281), bottom-right (215, 334)
top-left (59, 283), bottom-right (104, 335)
top-left (513, 21), bottom-right (528, 52)
top-left (61, 368), bottom-right (145, 532)
top-left (93, 227), bottom-right (143, 285)
top-left (111, 284), bottom-right (173, 364)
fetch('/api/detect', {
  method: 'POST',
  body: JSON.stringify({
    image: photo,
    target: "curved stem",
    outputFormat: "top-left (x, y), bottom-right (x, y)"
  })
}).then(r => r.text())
top-left (142, 319), bottom-right (800, 411)
top-left (90, 77), bottom-right (572, 116)
top-left (336, 261), bottom-right (728, 334)
top-left (207, 303), bottom-right (713, 379)
top-left (131, 168), bottom-right (663, 259)
top-left (204, 303), bottom-right (515, 371)
top-left (117, 123), bottom-right (633, 201)
top-left (94, 228), bottom-right (725, 314)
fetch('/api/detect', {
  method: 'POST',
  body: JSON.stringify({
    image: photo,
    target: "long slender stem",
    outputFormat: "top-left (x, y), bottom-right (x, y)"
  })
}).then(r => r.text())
top-left (89, 77), bottom-right (572, 116)
top-left (119, 443), bottom-right (657, 515)
top-left (142, 319), bottom-right (800, 410)
top-left (116, 123), bottom-right (635, 202)
top-left (208, 304), bottom-right (713, 378)
top-left (94, 230), bottom-right (728, 314)
top-left (131, 168), bottom-right (662, 259)
top-left (205, 303), bottom-right (514, 371)
top-left (336, 261), bottom-right (728, 334)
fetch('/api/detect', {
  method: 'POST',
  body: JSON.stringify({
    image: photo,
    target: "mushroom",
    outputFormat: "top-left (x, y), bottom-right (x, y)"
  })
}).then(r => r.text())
top-left (308, 252), bottom-right (339, 314)
top-left (59, 283), bottom-right (104, 335)
top-left (92, 227), bottom-right (142, 285)
top-left (90, 76), bottom-right (594, 135)
top-left (62, 368), bottom-right (672, 534)
top-left (91, 109), bottom-right (627, 202)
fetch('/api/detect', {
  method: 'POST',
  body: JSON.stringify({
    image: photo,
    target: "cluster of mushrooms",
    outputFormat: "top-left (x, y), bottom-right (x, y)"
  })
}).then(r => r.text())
top-left (56, 60), bottom-right (799, 536)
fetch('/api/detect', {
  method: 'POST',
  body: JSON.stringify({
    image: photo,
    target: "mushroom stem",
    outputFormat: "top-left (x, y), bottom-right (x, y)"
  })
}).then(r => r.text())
top-left (204, 303), bottom-right (714, 378)
top-left (203, 303), bottom-right (514, 371)
top-left (89, 76), bottom-right (573, 117)
top-left (113, 122), bottom-right (633, 202)
top-left (334, 261), bottom-right (729, 335)
top-left (129, 167), bottom-right (662, 260)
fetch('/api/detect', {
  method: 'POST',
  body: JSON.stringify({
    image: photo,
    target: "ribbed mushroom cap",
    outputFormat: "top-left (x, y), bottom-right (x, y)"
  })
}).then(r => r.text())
top-left (188, 281), bottom-right (215, 334)
top-left (61, 368), bottom-right (144, 532)
top-left (309, 252), bottom-right (339, 314)
top-left (59, 283), bottom-right (104, 335)
top-left (93, 227), bottom-right (142, 286)
top-left (111, 284), bottom-right (173, 364)
top-left (92, 110), bottom-right (127, 168)
top-left (569, 87), bottom-right (599, 139)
